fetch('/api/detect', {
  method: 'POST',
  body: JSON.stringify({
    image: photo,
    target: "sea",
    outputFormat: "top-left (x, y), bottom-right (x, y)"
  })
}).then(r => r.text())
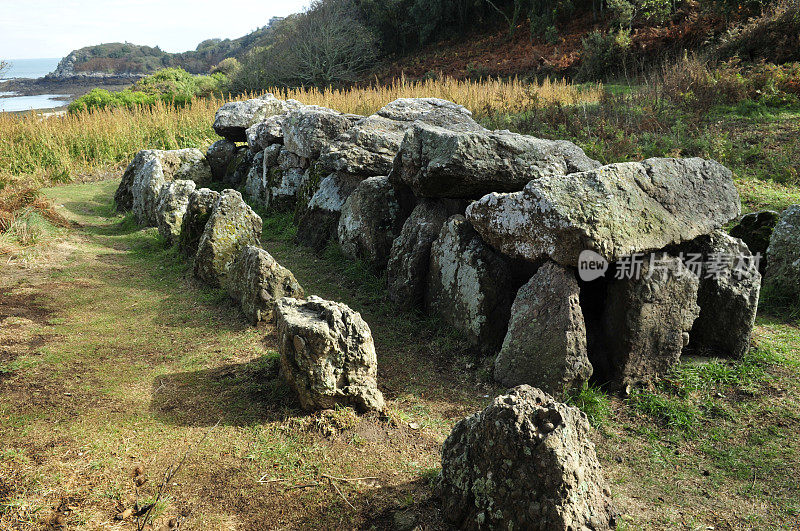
top-left (0, 57), bottom-right (68, 113)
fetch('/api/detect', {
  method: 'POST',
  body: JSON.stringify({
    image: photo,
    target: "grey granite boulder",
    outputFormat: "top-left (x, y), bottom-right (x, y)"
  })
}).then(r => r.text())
top-left (206, 139), bottom-right (237, 181)
top-left (765, 204), bottom-right (800, 304)
top-left (264, 147), bottom-right (311, 210)
top-left (440, 385), bottom-right (616, 530)
top-left (193, 190), bottom-right (263, 286)
top-left (178, 188), bottom-right (220, 258)
top-left (242, 151), bottom-right (266, 207)
top-left (223, 146), bottom-right (254, 188)
top-left (391, 122), bottom-right (599, 198)
top-left (115, 150), bottom-right (152, 212)
top-left (603, 252), bottom-right (700, 391)
top-left (155, 180), bottom-right (196, 245)
top-left (225, 245), bottom-right (304, 324)
top-left (337, 176), bottom-right (407, 270)
top-left (680, 230), bottom-right (761, 359)
top-left (275, 296), bottom-right (385, 413)
top-left (386, 199), bottom-right (467, 310)
top-left (213, 95), bottom-right (301, 142)
top-left (283, 106), bottom-right (359, 159)
top-left (246, 114), bottom-right (286, 151)
top-left (427, 215), bottom-right (514, 352)
top-left (730, 210), bottom-right (779, 272)
top-left (318, 98), bottom-right (482, 176)
top-left (296, 172), bottom-right (363, 253)
top-left (467, 157), bottom-right (741, 267)
top-left (494, 262), bottom-right (592, 397)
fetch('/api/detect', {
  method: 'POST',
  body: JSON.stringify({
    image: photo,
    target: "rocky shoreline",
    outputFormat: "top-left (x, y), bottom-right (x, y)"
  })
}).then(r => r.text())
top-left (0, 76), bottom-right (137, 98)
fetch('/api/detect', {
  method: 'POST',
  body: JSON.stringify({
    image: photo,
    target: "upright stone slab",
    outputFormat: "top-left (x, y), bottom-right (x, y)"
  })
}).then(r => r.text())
top-left (178, 188), bottom-right (220, 258)
top-left (115, 150), bottom-right (153, 212)
top-left (275, 296), bottom-right (385, 413)
top-left (730, 210), bottom-right (779, 273)
top-left (225, 245), bottom-right (304, 324)
top-left (680, 230), bottom-right (761, 358)
top-left (427, 215), bottom-right (514, 352)
top-left (193, 190), bottom-right (262, 286)
top-left (391, 122), bottom-right (599, 198)
top-left (213, 95), bottom-right (301, 142)
top-left (206, 139), bottom-right (237, 181)
top-left (765, 204), bottom-right (800, 304)
top-left (242, 151), bottom-right (266, 207)
top-left (494, 262), bottom-right (592, 397)
top-left (386, 199), bottom-right (466, 310)
top-left (440, 385), bottom-right (616, 530)
top-left (337, 176), bottom-right (407, 270)
top-left (296, 172), bottom-right (363, 253)
top-left (265, 147), bottom-right (310, 210)
top-left (223, 147), bottom-right (254, 189)
top-left (603, 252), bottom-right (700, 391)
top-left (467, 158), bottom-right (741, 266)
top-left (155, 180), bottom-right (196, 245)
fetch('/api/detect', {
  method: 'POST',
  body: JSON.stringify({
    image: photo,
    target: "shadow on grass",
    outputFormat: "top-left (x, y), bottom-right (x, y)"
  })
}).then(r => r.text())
top-left (150, 353), bottom-right (303, 427)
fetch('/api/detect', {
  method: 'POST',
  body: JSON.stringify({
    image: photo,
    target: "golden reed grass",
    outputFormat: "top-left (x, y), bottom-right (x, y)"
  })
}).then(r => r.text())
top-left (0, 76), bottom-right (601, 189)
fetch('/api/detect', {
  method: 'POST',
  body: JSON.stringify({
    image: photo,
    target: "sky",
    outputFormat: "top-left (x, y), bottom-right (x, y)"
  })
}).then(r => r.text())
top-left (0, 0), bottom-right (311, 59)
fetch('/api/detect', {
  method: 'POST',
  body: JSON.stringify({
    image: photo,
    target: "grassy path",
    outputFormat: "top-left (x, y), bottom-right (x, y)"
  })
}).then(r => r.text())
top-left (1, 179), bottom-right (799, 529)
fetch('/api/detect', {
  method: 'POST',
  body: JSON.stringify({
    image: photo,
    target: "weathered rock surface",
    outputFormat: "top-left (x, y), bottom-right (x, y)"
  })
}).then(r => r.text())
top-left (226, 245), bottom-right (304, 324)
top-left (427, 215), bottom-right (514, 352)
top-left (178, 188), bottom-right (220, 257)
top-left (386, 199), bottom-right (466, 310)
top-left (296, 172), bottom-right (363, 252)
top-left (283, 107), bottom-right (358, 159)
top-left (440, 385), bottom-right (616, 530)
top-left (680, 230), bottom-right (761, 359)
top-left (275, 296), bottom-right (384, 412)
top-left (730, 210), bottom-right (779, 274)
top-left (765, 204), bottom-right (800, 303)
top-left (213, 95), bottom-right (301, 142)
top-left (494, 262), bottom-right (592, 397)
top-left (603, 253), bottom-right (700, 390)
top-left (318, 98), bottom-right (482, 176)
top-left (223, 147), bottom-right (254, 188)
top-left (391, 122), bottom-right (599, 198)
top-left (206, 139), bottom-right (237, 181)
top-left (155, 180), bottom-right (196, 245)
top-left (193, 190), bottom-right (262, 286)
top-left (337, 176), bottom-right (407, 270)
top-left (115, 150), bottom-right (151, 212)
top-left (242, 151), bottom-right (266, 207)
top-left (246, 114), bottom-right (287, 151)
top-left (467, 158), bottom-right (741, 266)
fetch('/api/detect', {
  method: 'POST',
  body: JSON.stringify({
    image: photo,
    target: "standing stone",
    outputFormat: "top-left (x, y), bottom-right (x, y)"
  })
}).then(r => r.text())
top-left (242, 151), bottom-right (266, 207)
top-left (730, 210), bottom-right (779, 273)
top-left (296, 172), bottom-right (363, 253)
top-left (213, 95), bottom-right (301, 142)
top-left (386, 199), bottom-right (466, 310)
top-left (193, 190), bottom-right (263, 286)
top-left (603, 253), bottom-right (700, 391)
top-left (264, 147), bottom-right (311, 210)
top-left (338, 176), bottom-right (407, 270)
top-left (467, 158), bottom-right (741, 267)
top-left (115, 150), bottom-right (152, 212)
top-left (440, 385), bottom-right (616, 530)
top-left (223, 147), bottom-right (254, 189)
top-left (275, 296), bottom-right (385, 413)
top-left (155, 180), bottom-right (197, 245)
top-left (178, 188), bottom-right (220, 258)
top-left (206, 139), bottom-right (237, 182)
top-left (282, 107), bottom-right (359, 159)
top-left (494, 262), bottom-right (592, 397)
top-left (765, 204), bottom-right (800, 304)
top-left (427, 215), bottom-right (514, 352)
top-left (225, 245), bottom-right (304, 324)
top-left (391, 122), bottom-right (599, 198)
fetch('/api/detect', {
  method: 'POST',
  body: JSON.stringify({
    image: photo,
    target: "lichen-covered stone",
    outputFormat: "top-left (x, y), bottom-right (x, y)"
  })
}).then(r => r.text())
top-left (225, 245), bottom-right (304, 324)
top-left (155, 180), bottom-right (197, 245)
top-left (206, 139), bottom-right (237, 181)
top-left (386, 199), bottom-right (466, 310)
top-left (427, 215), bottom-right (514, 352)
top-left (296, 172), bottom-right (363, 253)
top-left (178, 188), bottom-right (220, 258)
top-left (282, 106), bottom-right (358, 159)
top-left (603, 252), bottom-right (700, 391)
top-left (275, 296), bottom-right (385, 412)
top-left (213, 95), bottom-right (301, 142)
top-left (223, 146), bottom-right (254, 189)
top-left (262, 147), bottom-right (311, 211)
top-left (242, 151), bottom-right (266, 207)
top-left (679, 230), bottom-right (761, 359)
top-left (246, 113), bottom-right (287, 151)
top-left (337, 176), bottom-right (407, 270)
top-left (730, 210), bottom-right (779, 273)
top-left (440, 385), bottom-right (616, 530)
top-left (765, 204), bottom-right (800, 304)
top-left (391, 122), bottom-right (599, 198)
top-left (193, 190), bottom-right (263, 286)
top-left (494, 262), bottom-right (591, 397)
top-left (467, 158), bottom-right (741, 267)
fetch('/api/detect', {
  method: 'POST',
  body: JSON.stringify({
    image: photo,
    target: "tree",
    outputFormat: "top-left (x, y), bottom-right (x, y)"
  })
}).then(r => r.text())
top-left (0, 60), bottom-right (9, 78)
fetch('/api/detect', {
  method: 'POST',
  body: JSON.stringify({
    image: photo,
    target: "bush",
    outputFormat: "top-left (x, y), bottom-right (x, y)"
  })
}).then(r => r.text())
top-left (576, 29), bottom-right (632, 81)
top-left (717, 0), bottom-right (800, 63)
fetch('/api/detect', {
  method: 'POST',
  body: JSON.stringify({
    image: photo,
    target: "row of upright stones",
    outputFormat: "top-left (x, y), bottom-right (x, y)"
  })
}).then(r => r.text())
top-left (114, 92), bottom-right (800, 529)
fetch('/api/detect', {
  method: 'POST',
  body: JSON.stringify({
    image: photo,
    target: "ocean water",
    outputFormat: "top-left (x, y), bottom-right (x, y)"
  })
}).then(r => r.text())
top-left (0, 94), bottom-right (70, 112)
top-left (0, 57), bottom-right (61, 81)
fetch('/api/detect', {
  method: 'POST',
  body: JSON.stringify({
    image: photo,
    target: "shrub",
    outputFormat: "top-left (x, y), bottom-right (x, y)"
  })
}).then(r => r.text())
top-left (576, 29), bottom-right (632, 81)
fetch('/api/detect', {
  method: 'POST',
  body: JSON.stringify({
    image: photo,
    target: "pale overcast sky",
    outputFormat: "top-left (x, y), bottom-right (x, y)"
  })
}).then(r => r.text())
top-left (0, 0), bottom-right (310, 59)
